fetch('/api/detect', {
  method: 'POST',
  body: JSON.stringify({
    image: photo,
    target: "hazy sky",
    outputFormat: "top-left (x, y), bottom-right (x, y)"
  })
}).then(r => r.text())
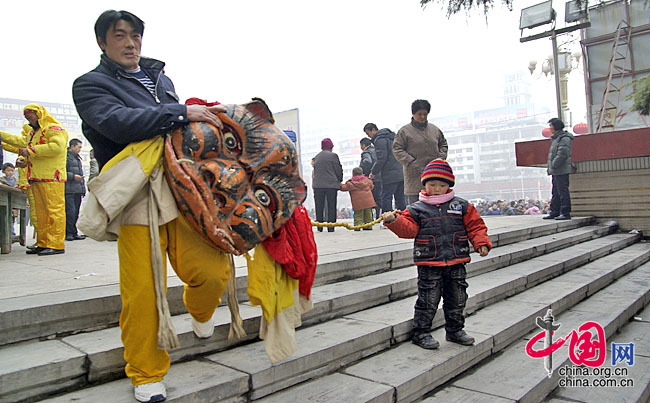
top-left (1, 0), bottom-right (587, 130)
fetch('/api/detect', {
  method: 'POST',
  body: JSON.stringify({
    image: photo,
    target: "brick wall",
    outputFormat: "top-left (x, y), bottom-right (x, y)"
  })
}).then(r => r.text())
top-left (571, 158), bottom-right (650, 234)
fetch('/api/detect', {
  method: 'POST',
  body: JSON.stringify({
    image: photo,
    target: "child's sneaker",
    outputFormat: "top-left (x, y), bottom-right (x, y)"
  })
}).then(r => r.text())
top-left (446, 330), bottom-right (475, 345)
top-left (134, 382), bottom-right (166, 402)
top-left (412, 333), bottom-right (440, 349)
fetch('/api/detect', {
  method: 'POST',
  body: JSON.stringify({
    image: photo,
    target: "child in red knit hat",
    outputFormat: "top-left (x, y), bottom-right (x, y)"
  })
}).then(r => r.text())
top-left (340, 167), bottom-right (375, 231)
top-left (382, 158), bottom-right (491, 349)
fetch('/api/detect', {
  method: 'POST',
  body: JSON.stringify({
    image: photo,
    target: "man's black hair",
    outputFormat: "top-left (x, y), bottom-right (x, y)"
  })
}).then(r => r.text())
top-left (94, 10), bottom-right (145, 44)
top-left (69, 138), bottom-right (82, 147)
top-left (411, 99), bottom-right (431, 114)
top-left (360, 137), bottom-right (372, 147)
top-left (363, 123), bottom-right (378, 133)
top-left (548, 118), bottom-right (565, 131)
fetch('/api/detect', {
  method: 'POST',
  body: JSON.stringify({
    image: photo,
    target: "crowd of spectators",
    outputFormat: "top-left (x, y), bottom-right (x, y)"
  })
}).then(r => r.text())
top-left (474, 199), bottom-right (549, 216)
top-left (308, 199), bottom-right (550, 220)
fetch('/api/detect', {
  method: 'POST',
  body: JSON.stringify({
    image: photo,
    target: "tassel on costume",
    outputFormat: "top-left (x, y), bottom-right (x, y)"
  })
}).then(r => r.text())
top-left (149, 182), bottom-right (180, 350)
top-left (227, 254), bottom-right (246, 340)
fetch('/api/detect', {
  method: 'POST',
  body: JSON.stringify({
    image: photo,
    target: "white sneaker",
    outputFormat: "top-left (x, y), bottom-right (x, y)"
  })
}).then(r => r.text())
top-left (134, 382), bottom-right (167, 402)
top-left (191, 316), bottom-right (214, 339)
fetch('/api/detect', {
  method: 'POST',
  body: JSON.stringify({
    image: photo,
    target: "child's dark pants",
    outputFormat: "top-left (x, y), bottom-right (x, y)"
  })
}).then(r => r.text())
top-left (413, 264), bottom-right (468, 336)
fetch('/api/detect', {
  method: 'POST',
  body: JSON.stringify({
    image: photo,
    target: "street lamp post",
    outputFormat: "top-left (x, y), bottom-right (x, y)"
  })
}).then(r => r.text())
top-left (529, 50), bottom-right (582, 125)
top-left (520, 0), bottom-right (590, 121)
top-left (551, 30), bottom-right (563, 120)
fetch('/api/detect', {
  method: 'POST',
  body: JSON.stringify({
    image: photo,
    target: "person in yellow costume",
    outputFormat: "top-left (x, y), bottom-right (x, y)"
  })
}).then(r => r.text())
top-left (0, 104), bottom-right (67, 255)
top-left (73, 10), bottom-right (233, 403)
top-left (1, 124), bottom-right (39, 248)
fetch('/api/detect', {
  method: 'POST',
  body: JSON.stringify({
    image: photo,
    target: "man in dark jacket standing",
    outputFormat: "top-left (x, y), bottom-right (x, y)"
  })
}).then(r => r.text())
top-left (363, 123), bottom-right (405, 214)
top-left (544, 118), bottom-right (574, 220)
top-left (360, 137), bottom-right (381, 219)
top-left (65, 139), bottom-right (86, 241)
top-left (312, 137), bottom-right (343, 232)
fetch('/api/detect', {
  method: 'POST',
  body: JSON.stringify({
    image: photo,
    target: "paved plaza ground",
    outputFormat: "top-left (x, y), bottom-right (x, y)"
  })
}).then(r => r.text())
top-left (0, 215), bottom-right (539, 300)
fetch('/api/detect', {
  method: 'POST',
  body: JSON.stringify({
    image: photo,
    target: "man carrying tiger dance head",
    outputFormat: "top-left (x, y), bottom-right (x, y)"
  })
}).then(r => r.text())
top-left (73, 10), bottom-right (233, 403)
top-left (75, 9), bottom-right (315, 401)
top-left (0, 104), bottom-right (68, 256)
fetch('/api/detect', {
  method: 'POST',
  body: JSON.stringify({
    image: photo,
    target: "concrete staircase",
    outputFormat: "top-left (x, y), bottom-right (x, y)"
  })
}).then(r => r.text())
top-left (1, 217), bottom-right (649, 402)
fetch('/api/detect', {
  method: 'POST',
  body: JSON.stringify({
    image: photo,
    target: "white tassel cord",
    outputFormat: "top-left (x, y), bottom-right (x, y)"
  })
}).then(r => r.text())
top-left (227, 254), bottom-right (246, 340)
top-left (148, 181), bottom-right (180, 350)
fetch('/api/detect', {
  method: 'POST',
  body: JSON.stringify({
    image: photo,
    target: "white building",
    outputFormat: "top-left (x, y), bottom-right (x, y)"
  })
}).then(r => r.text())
top-left (433, 72), bottom-right (553, 201)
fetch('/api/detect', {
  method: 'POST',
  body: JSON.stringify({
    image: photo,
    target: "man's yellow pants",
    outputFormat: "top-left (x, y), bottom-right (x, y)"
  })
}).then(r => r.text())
top-left (30, 182), bottom-right (65, 250)
top-left (118, 214), bottom-right (231, 386)
top-left (26, 187), bottom-right (37, 232)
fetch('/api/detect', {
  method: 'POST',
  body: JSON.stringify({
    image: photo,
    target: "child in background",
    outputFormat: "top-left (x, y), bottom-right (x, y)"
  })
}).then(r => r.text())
top-left (1, 163), bottom-right (19, 238)
top-left (382, 159), bottom-right (491, 349)
top-left (1, 163), bottom-right (17, 187)
top-left (340, 167), bottom-right (375, 231)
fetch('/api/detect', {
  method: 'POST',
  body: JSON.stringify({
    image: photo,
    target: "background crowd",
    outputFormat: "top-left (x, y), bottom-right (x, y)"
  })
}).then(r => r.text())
top-left (307, 199), bottom-right (550, 221)
top-left (473, 199), bottom-right (549, 216)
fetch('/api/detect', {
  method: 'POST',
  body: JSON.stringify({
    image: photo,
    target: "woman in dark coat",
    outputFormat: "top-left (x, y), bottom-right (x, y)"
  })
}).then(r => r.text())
top-left (312, 138), bottom-right (343, 232)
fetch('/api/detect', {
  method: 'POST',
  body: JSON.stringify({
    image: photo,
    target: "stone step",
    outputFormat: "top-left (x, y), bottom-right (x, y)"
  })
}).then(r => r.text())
top-left (49, 233), bottom-right (645, 392)
top-left (334, 252), bottom-right (650, 402)
top-left (44, 360), bottom-right (249, 403)
top-left (257, 372), bottom-right (395, 403)
top-left (466, 222), bottom-right (616, 279)
top-left (0, 230), bottom-right (636, 402)
top-left (486, 216), bottom-right (593, 247)
top-left (268, 256), bottom-right (650, 402)
top-left (465, 230), bottom-right (642, 314)
top-left (545, 303), bottom-right (650, 403)
top-left (201, 239), bottom-right (648, 402)
top-left (427, 260), bottom-right (650, 403)
top-left (0, 218), bottom-right (604, 347)
top-left (346, 234), bottom-right (646, 346)
top-left (0, 340), bottom-right (86, 403)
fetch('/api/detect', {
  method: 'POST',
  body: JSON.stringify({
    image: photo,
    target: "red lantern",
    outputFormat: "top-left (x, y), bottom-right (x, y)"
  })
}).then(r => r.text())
top-left (542, 127), bottom-right (552, 138)
top-left (573, 122), bottom-right (588, 135)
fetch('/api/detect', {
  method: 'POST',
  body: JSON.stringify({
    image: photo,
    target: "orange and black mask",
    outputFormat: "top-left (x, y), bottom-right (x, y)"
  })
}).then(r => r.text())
top-left (164, 99), bottom-right (306, 255)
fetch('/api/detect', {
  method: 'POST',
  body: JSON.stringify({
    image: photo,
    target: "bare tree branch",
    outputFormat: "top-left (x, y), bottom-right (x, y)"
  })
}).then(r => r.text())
top-left (420, 0), bottom-right (514, 17)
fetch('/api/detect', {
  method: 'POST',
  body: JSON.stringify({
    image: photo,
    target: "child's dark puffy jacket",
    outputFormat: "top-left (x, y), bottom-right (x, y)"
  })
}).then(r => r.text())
top-left (386, 197), bottom-right (491, 267)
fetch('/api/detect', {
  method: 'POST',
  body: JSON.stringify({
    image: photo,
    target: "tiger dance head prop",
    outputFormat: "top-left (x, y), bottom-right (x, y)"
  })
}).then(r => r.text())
top-left (164, 99), bottom-right (306, 255)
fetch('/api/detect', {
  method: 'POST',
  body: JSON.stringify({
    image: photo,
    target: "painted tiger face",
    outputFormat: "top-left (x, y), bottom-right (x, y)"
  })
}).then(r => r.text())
top-left (164, 100), bottom-right (306, 255)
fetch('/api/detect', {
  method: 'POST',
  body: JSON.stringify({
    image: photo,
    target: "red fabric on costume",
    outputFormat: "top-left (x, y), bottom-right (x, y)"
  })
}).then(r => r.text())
top-left (262, 206), bottom-right (318, 299)
top-left (185, 98), bottom-right (221, 106)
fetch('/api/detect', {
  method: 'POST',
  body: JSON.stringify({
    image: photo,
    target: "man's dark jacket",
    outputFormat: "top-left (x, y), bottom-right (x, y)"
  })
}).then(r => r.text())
top-left (547, 130), bottom-right (574, 176)
top-left (371, 128), bottom-right (403, 184)
top-left (360, 146), bottom-right (381, 183)
top-left (72, 54), bottom-right (187, 169)
top-left (65, 149), bottom-right (85, 195)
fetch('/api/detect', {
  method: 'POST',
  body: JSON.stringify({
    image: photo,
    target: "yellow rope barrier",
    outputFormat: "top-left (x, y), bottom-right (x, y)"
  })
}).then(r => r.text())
top-left (311, 211), bottom-right (398, 230)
